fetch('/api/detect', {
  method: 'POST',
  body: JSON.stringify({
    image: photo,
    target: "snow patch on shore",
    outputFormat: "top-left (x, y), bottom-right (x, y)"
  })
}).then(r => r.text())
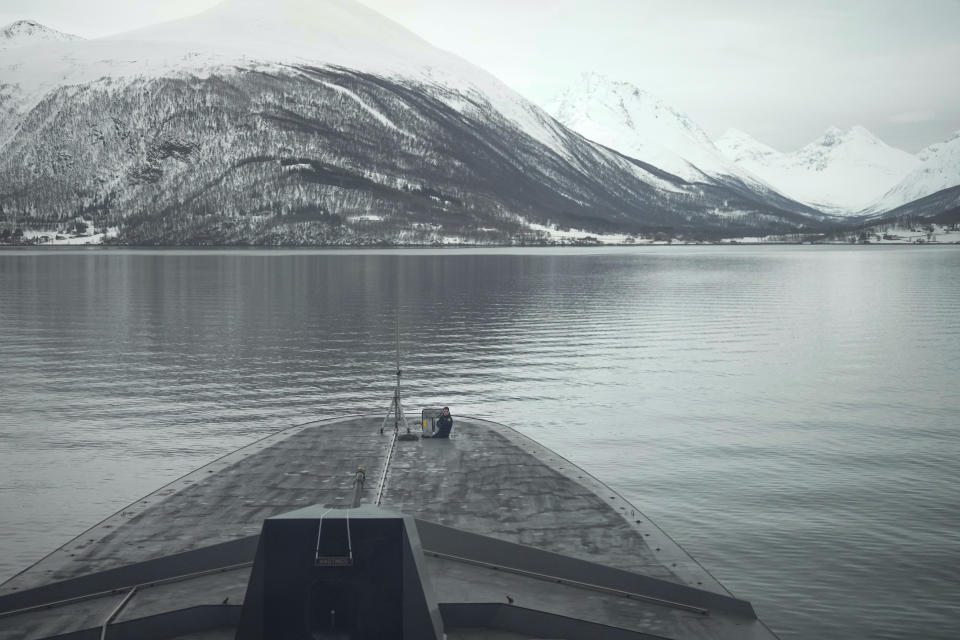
top-left (23, 227), bottom-right (119, 245)
top-left (522, 220), bottom-right (636, 244)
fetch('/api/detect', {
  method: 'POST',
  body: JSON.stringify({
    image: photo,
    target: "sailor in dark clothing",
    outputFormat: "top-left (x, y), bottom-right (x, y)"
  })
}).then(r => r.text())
top-left (434, 406), bottom-right (453, 438)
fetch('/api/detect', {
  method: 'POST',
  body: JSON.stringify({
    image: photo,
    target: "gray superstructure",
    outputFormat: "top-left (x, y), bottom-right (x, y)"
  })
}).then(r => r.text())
top-left (0, 415), bottom-right (779, 639)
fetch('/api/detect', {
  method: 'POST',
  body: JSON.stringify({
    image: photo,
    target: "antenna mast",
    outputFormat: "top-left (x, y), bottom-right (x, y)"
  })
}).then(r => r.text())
top-left (381, 303), bottom-right (411, 436)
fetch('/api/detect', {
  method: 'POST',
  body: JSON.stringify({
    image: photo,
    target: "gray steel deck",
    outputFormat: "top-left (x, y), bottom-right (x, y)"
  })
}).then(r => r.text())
top-left (0, 415), bottom-right (777, 640)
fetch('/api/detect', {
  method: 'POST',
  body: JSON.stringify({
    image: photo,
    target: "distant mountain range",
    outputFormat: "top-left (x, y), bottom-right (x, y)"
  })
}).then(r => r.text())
top-left (0, 1), bottom-right (956, 245)
top-left (0, 0), bottom-right (834, 245)
top-left (547, 73), bottom-right (763, 188)
top-left (715, 126), bottom-right (960, 221)
top-left (548, 73), bottom-right (958, 220)
top-left (714, 126), bottom-right (919, 214)
top-left (866, 131), bottom-right (960, 215)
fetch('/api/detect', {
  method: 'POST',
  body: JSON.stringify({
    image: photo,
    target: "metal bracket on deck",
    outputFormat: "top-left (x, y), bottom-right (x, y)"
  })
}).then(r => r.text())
top-left (350, 466), bottom-right (366, 508)
top-left (100, 586), bottom-right (137, 640)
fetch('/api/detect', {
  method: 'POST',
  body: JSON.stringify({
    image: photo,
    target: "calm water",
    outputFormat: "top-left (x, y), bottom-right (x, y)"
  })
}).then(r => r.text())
top-left (1, 247), bottom-right (958, 638)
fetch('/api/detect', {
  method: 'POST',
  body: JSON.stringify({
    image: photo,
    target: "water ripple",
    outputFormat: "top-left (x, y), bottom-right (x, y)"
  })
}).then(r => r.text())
top-left (1, 247), bottom-right (959, 639)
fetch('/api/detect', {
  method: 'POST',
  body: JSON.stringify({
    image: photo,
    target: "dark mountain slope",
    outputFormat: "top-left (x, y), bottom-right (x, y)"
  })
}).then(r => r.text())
top-left (0, 65), bottom-right (827, 244)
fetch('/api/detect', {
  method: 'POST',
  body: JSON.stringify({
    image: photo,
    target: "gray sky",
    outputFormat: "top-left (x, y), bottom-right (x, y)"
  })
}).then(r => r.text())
top-left (2, 0), bottom-right (958, 152)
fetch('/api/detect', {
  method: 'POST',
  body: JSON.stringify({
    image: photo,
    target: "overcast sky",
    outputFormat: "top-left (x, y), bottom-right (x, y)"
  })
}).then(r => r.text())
top-left (2, 0), bottom-right (958, 153)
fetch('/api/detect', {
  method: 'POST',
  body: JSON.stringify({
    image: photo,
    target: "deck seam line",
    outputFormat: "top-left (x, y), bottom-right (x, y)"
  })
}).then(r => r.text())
top-left (425, 550), bottom-right (710, 616)
top-left (0, 562), bottom-right (255, 619)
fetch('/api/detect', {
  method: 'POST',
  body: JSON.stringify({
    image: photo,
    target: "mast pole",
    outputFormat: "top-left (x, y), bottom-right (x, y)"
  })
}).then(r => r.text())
top-left (394, 303), bottom-right (401, 432)
top-left (381, 300), bottom-right (411, 437)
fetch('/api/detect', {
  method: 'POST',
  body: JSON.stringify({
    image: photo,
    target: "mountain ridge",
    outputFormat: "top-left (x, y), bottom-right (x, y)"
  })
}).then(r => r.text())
top-left (2, 65), bottom-right (825, 244)
top-left (715, 126), bottom-right (920, 214)
top-left (0, 20), bottom-right (82, 50)
top-left (547, 73), bottom-right (768, 187)
top-left (867, 130), bottom-right (960, 214)
top-left (0, 1), bottom-right (580, 166)
top-left (0, 4), bottom-right (843, 243)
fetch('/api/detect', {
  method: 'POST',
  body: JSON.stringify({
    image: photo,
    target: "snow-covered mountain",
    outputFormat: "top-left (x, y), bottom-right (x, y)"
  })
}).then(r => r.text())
top-left (0, 0), bottom-right (826, 244)
top-left (0, 0), bottom-right (567, 157)
top-left (548, 73), bottom-right (765, 185)
top-left (868, 131), bottom-right (960, 214)
top-left (0, 20), bottom-right (81, 50)
top-left (715, 126), bottom-right (920, 215)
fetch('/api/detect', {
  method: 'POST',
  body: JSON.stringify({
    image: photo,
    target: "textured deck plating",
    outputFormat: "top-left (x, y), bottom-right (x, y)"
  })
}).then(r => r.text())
top-left (2, 415), bottom-right (720, 596)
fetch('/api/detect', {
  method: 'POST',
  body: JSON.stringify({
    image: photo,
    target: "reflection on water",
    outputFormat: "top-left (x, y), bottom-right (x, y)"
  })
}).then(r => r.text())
top-left (1, 247), bottom-right (958, 639)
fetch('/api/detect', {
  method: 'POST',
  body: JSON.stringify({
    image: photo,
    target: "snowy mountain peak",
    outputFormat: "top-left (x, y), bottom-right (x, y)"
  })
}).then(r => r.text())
top-left (812, 125), bottom-right (882, 150)
top-left (917, 129), bottom-right (960, 161)
top-left (548, 73), bottom-right (760, 184)
top-left (0, 20), bottom-right (82, 50)
top-left (848, 124), bottom-right (881, 142)
top-left (717, 125), bottom-right (920, 213)
top-left (820, 125), bottom-right (844, 146)
top-left (869, 129), bottom-right (960, 213)
top-left (797, 125), bottom-right (909, 175)
top-left (117, 0), bottom-right (437, 65)
top-left (565, 72), bottom-right (659, 104)
top-left (1, 0), bottom-right (489, 105)
top-left (0, 0), bottom-right (574, 170)
top-left (556, 72), bottom-right (709, 144)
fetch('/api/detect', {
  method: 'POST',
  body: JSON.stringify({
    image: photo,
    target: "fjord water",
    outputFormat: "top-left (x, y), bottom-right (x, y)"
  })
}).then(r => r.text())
top-left (1, 247), bottom-right (958, 638)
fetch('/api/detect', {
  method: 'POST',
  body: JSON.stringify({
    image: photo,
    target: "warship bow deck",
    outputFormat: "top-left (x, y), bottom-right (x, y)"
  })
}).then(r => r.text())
top-left (0, 415), bottom-right (778, 639)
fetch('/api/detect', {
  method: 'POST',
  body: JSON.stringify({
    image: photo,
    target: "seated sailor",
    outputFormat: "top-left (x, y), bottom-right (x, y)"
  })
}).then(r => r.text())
top-left (433, 406), bottom-right (453, 438)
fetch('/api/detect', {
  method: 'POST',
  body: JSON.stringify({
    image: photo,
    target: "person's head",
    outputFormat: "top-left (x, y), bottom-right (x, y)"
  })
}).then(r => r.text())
top-left (442, 407), bottom-right (450, 415)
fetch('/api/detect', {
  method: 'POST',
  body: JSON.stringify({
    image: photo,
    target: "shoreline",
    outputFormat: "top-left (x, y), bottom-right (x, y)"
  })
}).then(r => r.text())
top-left (2, 240), bottom-right (960, 250)
top-left (4, 221), bottom-right (958, 249)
